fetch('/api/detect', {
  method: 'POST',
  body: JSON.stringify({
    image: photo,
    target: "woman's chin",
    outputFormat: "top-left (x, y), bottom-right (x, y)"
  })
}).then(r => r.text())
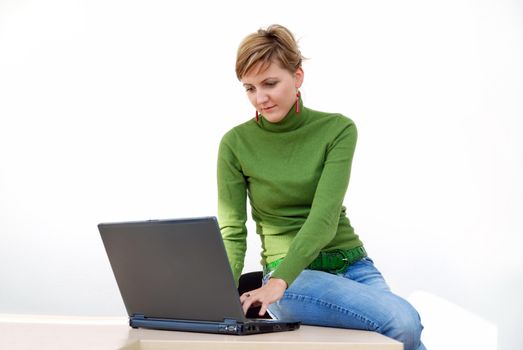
top-left (263, 113), bottom-right (285, 123)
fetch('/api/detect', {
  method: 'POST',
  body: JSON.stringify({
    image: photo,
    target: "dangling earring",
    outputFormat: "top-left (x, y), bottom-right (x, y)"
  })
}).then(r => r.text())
top-left (296, 91), bottom-right (301, 114)
top-left (255, 110), bottom-right (259, 123)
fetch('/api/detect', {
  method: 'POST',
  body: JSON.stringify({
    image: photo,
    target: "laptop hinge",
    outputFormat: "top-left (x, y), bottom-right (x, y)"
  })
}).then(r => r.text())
top-left (132, 314), bottom-right (146, 320)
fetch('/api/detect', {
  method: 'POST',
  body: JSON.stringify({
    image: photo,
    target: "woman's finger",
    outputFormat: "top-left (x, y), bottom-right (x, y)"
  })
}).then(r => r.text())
top-left (259, 302), bottom-right (269, 317)
top-left (240, 291), bottom-right (253, 303)
top-left (242, 297), bottom-right (254, 315)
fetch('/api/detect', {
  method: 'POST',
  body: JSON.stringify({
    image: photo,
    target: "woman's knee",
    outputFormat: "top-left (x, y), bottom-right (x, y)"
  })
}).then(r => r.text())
top-left (381, 298), bottom-right (424, 350)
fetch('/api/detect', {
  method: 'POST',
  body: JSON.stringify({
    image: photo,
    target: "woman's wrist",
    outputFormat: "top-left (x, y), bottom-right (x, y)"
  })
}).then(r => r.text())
top-left (269, 277), bottom-right (288, 290)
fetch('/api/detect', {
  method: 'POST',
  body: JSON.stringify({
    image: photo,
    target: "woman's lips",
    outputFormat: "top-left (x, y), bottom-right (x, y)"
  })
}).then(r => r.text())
top-left (263, 105), bottom-right (276, 112)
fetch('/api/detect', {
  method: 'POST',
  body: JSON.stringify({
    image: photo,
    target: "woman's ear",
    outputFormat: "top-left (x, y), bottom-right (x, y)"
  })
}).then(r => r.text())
top-left (294, 67), bottom-right (304, 89)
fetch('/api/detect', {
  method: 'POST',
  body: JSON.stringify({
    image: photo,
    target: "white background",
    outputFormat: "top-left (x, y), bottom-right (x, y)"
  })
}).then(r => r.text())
top-left (0, 1), bottom-right (522, 349)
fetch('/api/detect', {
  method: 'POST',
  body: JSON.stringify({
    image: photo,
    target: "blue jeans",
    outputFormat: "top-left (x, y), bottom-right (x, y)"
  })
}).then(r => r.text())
top-left (264, 257), bottom-right (426, 350)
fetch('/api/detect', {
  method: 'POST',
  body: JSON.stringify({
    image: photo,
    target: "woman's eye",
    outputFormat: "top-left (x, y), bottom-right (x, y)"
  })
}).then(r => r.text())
top-left (265, 81), bottom-right (277, 87)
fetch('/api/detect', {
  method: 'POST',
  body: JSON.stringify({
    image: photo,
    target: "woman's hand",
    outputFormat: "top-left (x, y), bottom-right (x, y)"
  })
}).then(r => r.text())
top-left (239, 277), bottom-right (288, 316)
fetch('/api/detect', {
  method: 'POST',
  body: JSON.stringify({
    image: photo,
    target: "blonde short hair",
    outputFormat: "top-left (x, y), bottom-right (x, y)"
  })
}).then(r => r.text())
top-left (235, 24), bottom-right (304, 80)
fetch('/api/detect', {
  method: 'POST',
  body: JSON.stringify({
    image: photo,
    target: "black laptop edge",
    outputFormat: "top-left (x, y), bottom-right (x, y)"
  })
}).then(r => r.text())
top-left (130, 314), bottom-right (300, 335)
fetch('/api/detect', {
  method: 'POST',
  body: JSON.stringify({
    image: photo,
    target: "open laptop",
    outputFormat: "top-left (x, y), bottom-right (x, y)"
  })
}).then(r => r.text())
top-left (98, 216), bottom-right (300, 335)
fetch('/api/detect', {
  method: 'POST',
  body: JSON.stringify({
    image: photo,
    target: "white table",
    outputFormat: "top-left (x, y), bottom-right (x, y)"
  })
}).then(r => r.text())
top-left (0, 314), bottom-right (403, 349)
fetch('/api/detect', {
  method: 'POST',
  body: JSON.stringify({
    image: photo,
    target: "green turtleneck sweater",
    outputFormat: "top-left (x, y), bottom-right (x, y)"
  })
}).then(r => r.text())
top-left (217, 98), bottom-right (363, 287)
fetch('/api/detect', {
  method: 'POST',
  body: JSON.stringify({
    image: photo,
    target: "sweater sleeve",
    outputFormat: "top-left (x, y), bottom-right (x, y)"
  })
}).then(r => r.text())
top-left (217, 132), bottom-right (248, 286)
top-left (270, 118), bottom-right (358, 286)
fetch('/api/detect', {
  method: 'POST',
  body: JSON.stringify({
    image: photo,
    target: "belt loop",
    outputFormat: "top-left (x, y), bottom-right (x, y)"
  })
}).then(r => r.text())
top-left (321, 251), bottom-right (328, 269)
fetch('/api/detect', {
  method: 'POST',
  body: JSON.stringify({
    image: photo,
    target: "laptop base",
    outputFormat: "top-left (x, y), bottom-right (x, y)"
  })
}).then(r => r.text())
top-left (130, 314), bottom-right (300, 335)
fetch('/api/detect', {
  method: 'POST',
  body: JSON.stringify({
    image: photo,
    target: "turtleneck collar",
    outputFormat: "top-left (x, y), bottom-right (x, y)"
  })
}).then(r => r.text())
top-left (257, 97), bottom-right (307, 133)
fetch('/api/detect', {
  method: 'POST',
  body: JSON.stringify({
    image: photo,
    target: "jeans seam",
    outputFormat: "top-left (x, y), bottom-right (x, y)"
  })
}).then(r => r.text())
top-left (281, 292), bottom-right (380, 330)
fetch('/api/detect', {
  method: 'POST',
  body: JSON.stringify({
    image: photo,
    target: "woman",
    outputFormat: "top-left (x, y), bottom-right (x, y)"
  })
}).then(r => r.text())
top-left (217, 24), bottom-right (425, 350)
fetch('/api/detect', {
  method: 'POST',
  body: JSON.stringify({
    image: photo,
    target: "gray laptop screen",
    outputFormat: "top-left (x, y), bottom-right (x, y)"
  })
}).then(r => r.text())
top-left (98, 217), bottom-right (246, 322)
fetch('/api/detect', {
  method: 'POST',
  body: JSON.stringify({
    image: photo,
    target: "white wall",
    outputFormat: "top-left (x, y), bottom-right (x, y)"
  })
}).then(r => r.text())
top-left (1, 1), bottom-right (522, 349)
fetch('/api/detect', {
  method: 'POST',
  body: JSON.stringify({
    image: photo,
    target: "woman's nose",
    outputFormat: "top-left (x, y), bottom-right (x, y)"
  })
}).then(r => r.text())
top-left (256, 90), bottom-right (269, 104)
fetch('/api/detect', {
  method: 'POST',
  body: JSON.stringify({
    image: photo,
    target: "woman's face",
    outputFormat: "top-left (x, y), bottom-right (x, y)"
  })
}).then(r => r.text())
top-left (241, 61), bottom-right (304, 123)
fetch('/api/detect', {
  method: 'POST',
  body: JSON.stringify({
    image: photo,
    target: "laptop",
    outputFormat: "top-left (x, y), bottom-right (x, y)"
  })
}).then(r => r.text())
top-left (98, 216), bottom-right (300, 335)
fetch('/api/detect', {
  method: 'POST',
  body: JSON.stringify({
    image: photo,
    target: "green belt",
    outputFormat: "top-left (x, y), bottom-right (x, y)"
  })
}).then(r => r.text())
top-left (264, 246), bottom-right (367, 275)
